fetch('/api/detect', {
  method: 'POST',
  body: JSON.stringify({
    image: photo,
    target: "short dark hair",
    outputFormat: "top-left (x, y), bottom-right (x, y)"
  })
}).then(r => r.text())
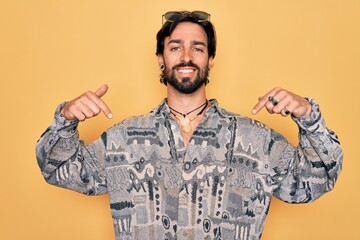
top-left (156, 15), bottom-right (216, 58)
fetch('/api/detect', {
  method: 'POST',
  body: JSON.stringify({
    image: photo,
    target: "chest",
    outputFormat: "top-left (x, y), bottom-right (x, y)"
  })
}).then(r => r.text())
top-left (104, 118), bottom-right (272, 238)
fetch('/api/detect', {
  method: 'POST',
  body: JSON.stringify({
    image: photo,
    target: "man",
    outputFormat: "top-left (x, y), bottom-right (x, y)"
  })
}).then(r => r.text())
top-left (36, 11), bottom-right (343, 240)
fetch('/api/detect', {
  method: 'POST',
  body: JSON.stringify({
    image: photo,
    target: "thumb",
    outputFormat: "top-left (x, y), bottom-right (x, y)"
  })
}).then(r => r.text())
top-left (95, 84), bottom-right (109, 98)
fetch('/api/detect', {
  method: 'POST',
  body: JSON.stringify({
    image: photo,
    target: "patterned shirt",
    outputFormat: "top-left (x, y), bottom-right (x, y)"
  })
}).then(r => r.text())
top-left (36, 98), bottom-right (343, 240)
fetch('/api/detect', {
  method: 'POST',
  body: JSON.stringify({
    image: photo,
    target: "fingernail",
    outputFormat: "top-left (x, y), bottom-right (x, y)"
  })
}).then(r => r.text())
top-left (251, 109), bottom-right (257, 114)
top-left (108, 113), bottom-right (113, 119)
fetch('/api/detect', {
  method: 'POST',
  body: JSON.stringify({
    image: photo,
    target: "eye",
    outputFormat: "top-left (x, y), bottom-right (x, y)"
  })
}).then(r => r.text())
top-left (193, 47), bottom-right (204, 53)
top-left (170, 46), bottom-right (181, 51)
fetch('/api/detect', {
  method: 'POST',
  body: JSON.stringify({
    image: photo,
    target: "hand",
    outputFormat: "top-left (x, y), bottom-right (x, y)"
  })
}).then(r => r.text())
top-left (251, 87), bottom-right (312, 118)
top-left (60, 84), bottom-right (113, 121)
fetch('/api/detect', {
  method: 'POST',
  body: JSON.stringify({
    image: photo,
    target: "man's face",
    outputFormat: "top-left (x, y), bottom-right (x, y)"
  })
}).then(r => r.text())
top-left (158, 22), bottom-right (213, 94)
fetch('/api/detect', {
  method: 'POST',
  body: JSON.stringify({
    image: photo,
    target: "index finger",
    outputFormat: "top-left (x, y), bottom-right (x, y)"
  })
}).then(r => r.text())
top-left (91, 85), bottom-right (113, 118)
top-left (251, 95), bottom-right (268, 115)
top-left (93, 97), bottom-right (113, 119)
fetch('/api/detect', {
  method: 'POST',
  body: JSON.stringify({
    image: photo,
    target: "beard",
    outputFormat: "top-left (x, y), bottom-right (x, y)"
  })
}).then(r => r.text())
top-left (163, 61), bottom-right (209, 94)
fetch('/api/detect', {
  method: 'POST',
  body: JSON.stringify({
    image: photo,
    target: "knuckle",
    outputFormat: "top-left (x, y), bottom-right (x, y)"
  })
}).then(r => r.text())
top-left (93, 108), bottom-right (101, 116)
top-left (273, 108), bottom-right (281, 114)
top-left (278, 89), bottom-right (287, 96)
top-left (294, 102), bottom-right (301, 109)
top-left (82, 92), bottom-right (94, 100)
top-left (78, 115), bottom-right (86, 121)
top-left (274, 86), bottom-right (282, 92)
top-left (70, 104), bottom-right (80, 112)
top-left (94, 108), bottom-right (101, 115)
top-left (81, 94), bottom-right (91, 101)
top-left (292, 109), bottom-right (299, 115)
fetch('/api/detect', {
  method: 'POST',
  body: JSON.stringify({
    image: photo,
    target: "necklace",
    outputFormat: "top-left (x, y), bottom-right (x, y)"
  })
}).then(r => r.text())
top-left (169, 100), bottom-right (208, 133)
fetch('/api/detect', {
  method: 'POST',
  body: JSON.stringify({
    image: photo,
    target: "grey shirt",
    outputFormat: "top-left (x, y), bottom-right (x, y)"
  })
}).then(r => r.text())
top-left (36, 98), bottom-right (343, 240)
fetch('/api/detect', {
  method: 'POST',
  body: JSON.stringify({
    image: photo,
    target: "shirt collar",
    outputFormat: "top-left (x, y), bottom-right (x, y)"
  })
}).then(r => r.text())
top-left (152, 98), bottom-right (228, 118)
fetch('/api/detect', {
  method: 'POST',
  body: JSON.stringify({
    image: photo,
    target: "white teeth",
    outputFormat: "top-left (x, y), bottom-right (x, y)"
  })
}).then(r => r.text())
top-left (178, 69), bottom-right (194, 73)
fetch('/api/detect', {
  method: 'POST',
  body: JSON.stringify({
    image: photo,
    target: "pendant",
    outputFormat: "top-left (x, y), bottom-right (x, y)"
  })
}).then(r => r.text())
top-left (181, 124), bottom-right (192, 133)
top-left (175, 116), bottom-right (192, 133)
top-left (168, 100), bottom-right (208, 134)
top-left (179, 116), bottom-right (190, 127)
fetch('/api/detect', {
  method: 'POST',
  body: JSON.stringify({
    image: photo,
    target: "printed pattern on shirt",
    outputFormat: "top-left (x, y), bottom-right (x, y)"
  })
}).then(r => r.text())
top-left (36, 99), bottom-right (343, 240)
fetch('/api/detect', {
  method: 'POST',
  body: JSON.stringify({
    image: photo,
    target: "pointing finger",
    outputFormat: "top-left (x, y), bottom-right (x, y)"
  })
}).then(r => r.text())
top-left (252, 95), bottom-right (269, 114)
top-left (252, 87), bottom-right (282, 115)
top-left (93, 84), bottom-right (112, 118)
top-left (100, 100), bottom-right (113, 119)
top-left (93, 97), bottom-right (113, 119)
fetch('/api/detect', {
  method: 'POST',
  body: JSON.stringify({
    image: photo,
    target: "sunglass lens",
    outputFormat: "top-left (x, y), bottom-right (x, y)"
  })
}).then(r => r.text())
top-left (192, 11), bottom-right (209, 21)
top-left (164, 12), bottom-right (182, 21)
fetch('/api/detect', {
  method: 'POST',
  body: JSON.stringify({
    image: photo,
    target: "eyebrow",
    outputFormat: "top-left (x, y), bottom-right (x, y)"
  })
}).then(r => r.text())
top-left (192, 40), bottom-right (207, 47)
top-left (167, 39), bottom-right (207, 47)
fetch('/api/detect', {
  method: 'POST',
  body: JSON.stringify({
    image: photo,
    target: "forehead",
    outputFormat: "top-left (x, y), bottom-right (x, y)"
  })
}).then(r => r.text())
top-left (166, 22), bottom-right (208, 45)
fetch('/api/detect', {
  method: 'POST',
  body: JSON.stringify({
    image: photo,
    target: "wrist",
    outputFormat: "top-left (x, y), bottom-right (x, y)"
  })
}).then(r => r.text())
top-left (305, 100), bottom-right (312, 116)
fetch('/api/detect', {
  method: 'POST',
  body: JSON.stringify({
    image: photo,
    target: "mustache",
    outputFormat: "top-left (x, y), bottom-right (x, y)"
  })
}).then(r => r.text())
top-left (172, 61), bottom-right (200, 71)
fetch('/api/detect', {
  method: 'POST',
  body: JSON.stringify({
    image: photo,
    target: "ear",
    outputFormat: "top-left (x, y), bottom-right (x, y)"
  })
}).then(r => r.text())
top-left (157, 54), bottom-right (164, 68)
top-left (208, 56), bottom-right (214, 68)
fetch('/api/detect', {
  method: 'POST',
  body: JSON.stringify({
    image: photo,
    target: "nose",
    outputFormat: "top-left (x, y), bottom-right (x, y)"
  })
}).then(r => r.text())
top-left (180, 48), bottom-right (192, 63)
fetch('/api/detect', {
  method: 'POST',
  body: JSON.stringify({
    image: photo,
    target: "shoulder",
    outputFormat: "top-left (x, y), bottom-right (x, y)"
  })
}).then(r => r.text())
top-left (109, 112), bottom-right (157, 133)
top-left (105, 99), bottom-right (170, 138)
top-left (213, 101), bottom-right (270, 130)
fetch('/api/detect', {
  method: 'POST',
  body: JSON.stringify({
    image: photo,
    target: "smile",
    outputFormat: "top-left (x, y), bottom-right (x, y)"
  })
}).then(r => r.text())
top-left (177, 68), bottom-right (196, 73)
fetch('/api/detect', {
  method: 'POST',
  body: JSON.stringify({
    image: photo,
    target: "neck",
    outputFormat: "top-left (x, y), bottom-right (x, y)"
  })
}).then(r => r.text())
top-left (166, 85), bottom-right (207, 113)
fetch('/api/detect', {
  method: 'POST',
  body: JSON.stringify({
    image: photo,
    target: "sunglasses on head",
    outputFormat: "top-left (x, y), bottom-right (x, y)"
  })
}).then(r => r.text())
top-left (162, 11), bottom-right (211, 25)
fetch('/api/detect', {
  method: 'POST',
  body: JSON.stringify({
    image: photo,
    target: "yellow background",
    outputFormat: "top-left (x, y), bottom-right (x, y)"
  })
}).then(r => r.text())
top-left (1, 0), bottom-right (359, 239)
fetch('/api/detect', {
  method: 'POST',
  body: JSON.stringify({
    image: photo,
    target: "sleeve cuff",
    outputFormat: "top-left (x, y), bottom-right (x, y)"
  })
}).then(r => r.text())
top-left (50, 102), bottom-right (79, 138)
top-left (291, 98), bottom-right (326, 133)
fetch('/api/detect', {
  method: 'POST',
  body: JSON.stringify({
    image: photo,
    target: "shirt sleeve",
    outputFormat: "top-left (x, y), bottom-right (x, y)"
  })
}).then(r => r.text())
top-left (35, 102), bottom-right (108, 196)
top-left (269, 98), bottom-right (343, 203)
